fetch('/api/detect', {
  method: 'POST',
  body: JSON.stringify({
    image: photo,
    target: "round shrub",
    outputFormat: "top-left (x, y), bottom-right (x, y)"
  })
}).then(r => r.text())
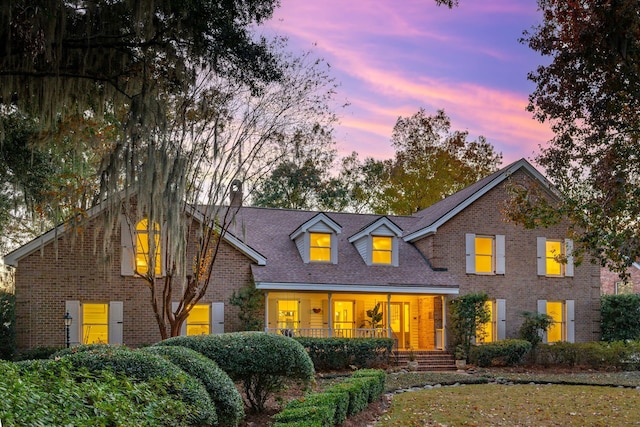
top-left (58, 345), bottom-right (216, 425)
top-left (51, 343), bottom-right (117, 358)
top-left (156, 332), bottom-right (315, 412)
top-left (468, 339), bottom-right (531, 367)
top-left (142, 345), bottom-right (244, 426)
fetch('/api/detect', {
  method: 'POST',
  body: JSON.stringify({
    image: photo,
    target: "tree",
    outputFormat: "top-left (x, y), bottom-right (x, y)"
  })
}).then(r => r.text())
top-left (379, 109), bottom-right (502, 215)
top-left (515, 0), bottom-right (640, 275)
top-left (449, 293), bottom-right (491, 362)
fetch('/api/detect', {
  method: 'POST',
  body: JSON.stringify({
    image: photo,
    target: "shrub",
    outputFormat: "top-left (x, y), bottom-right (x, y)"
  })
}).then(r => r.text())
top-left (142, 345), bottom-right (244, 426)
top-left (16, 346), bottom-right (64, 361)
top-left (0, 291), bottom-right (16, 360)
top-left (352, 368), bottom-right (386, 400)
top-left (325, 378), bottom-right (369, 416)
top-left (0, 359), bottom-right (190, 426)
top-left (272, 405), bottom-right (332, 427)
top-left (156, 332), bottom-right (315, 413)
top-left (449, 293), bottom-right (490, 362)
top-left (469, 340), bottom-right (532, 367)
top-left (228, 281), bottom-right (264, 331)
top-left (530, 341), bottom-right (640, 370)
top-left (58, 345), bottom-right (216, 425)
top-left (294, 337), bottom-right (393, 371)
top-left (518, 312), bottom-right (554, 348)
top-left (287, 391), bottom-right (349, 425)
top-left (601, 294), bottom-right (640, 341)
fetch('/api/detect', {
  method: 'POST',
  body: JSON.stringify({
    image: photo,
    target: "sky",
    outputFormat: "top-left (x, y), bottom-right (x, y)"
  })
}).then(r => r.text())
top-left (262, 0), bottom-right (553, 166)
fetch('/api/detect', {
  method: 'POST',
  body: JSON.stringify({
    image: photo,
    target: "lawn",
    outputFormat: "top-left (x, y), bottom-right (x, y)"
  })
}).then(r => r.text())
top-left (376, 370), bottom-right (640, 426)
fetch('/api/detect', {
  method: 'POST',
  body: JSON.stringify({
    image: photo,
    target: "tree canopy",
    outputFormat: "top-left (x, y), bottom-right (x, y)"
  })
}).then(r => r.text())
top-left (516, 0), bottom-right (640, 274)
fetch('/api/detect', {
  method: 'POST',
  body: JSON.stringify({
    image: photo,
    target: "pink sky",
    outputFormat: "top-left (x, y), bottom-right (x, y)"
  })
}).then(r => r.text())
top-left (262, 0), bottom-right (553, 166)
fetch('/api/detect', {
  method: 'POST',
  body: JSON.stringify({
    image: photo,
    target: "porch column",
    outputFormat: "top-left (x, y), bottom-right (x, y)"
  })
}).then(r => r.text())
top-left (264, 292), bottom-right (269, 332)
top-left (327, 293), bottom-right (333, 337)
top-left (441, 295), bottom-right (447, 350)
top-left (386, 294), bottom-right (392, 339)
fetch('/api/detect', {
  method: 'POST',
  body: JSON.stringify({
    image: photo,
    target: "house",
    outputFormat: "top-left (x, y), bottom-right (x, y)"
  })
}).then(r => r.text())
top-left (3, 158), bottom-right (601, 352)
top-left (601, 263), bottom-right (640, 295)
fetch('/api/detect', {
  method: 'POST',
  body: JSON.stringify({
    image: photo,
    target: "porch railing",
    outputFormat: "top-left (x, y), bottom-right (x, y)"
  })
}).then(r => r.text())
top-left (265, 327), bottom-right (388, 339)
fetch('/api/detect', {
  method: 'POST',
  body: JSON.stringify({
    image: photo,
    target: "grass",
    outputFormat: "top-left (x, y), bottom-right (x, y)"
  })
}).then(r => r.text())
top-left (377, 370), bottom-right (640, 426)
top-left (377, 383), bottom-right (640, 426)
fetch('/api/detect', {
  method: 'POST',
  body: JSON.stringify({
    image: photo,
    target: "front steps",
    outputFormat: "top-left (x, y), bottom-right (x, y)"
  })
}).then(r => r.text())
top-left (393, 350), bottom-right (457, 372)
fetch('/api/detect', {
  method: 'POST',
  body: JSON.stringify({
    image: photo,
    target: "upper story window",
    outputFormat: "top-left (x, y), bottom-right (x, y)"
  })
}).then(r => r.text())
top-left (372, 236), bottom-right (393, 265)
top-left (465, 233), bottom-right (505, 275)
top-left (537, 237), bottom-right (573, 277)
top-left (310, 232), bottom-right (332, 262)
top-left (136, 219), bottom-right (162, 276)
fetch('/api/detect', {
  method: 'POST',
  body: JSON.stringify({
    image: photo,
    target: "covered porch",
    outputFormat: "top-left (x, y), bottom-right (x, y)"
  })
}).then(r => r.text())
top-left (262, 290), bottom-right (454, 350)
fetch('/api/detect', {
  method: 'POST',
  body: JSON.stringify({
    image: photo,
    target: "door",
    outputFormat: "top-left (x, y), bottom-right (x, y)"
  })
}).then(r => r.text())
top-left (333, 300), bottom-right (355, 337)
top-left (390, 302), bottom-right (411, 349)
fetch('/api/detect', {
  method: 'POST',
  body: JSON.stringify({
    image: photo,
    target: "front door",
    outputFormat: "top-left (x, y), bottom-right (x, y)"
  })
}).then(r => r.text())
top-left (390, 302), bottom-right (411, 349)
top-left (334, 300), bottom-right (355, 337)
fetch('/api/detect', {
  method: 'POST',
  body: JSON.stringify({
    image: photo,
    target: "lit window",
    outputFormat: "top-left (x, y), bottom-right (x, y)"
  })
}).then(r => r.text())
top-left (546, 240), bottom-right (563, 276)
top-left (616, 281), bottom-right (634, 295)
top-left (187, 305), bottom-right (210, 336)
top-left (310, 232), bottom-right (331, 262)
top-left (83, 303), bottom-right (108, 344)
top-left (277, 300), bottom-right (299, 331)
top-left (136, 219), bottom-right (162, 275)
top-left (546, 301), bottom-right (564, 343)
top-left (475, 237), bottom-right (494, 273)
top-left (476, 301), bottom-right (494, 343)
top-left (372, 236), bottom-right (392, 264)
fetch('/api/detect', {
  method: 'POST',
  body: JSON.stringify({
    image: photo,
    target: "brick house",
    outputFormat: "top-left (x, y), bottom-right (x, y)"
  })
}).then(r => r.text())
top-left (3, 158), bottom-right (601, 352)
top-left (601, 263), bottom-right (640, 295)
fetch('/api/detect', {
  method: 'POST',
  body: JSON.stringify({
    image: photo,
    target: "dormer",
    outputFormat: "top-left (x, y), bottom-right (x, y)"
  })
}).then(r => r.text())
top-left (348, 217), bottom-right (402, 266)
top-left (290, 213), bottom-right (342, 264)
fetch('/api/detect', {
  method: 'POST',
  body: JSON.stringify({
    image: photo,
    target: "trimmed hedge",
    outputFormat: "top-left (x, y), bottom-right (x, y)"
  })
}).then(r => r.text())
top-left (142, 345), bottom-right (244, 427)
top-left (601, 294), bottom-right (640, 341)
top-left (57, 345), bottom-right (217, 425)
top-left (156, 332), bottom-right (315, 413)
top-left (294, 337), bottom-right (393, 371)
top-left (534, 341), bottom-right (640, 370)
top-left (0, 359), bottom-right (190, 426)
top-left (469, 339), bottom-right (532, 367)
top-left (0, 291), bottom-right (16, 360)
top-left (273, 369), bottom-right (386, 427)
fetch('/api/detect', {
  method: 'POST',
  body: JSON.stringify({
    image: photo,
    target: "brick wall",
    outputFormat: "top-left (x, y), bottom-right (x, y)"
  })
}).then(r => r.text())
top-left (601, 265), bottom-right (640, 294)
top-left (13, 212), bottom-right (255, 351)
top-left (415, 169), bottom-right (601, 342)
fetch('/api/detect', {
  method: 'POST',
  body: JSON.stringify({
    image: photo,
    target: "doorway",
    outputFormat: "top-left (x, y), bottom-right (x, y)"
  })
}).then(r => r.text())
top-left (390, 302), bottom-right (410, 348)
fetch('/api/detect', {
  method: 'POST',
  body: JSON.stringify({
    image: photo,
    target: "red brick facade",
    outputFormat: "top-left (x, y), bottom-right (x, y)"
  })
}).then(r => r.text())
top-left (601, 265), bottom-right (640, 295)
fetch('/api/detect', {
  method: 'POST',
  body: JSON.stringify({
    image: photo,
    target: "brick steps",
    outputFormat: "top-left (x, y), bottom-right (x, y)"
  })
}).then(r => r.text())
top-left (393, 350), bottom-right (458, 372)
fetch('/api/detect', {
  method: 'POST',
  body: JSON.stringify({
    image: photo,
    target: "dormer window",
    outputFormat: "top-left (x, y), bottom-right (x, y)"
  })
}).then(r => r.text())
top-left (310, 232), bottom-right (331, 262)
top-left (372, 236), bottom-right (393, 265)
top-left (290, 213), bottom-right (342, 264)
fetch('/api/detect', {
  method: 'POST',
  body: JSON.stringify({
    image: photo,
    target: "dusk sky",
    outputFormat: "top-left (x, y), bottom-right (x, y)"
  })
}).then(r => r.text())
top-left (263, 0), bottom-right (553, 166)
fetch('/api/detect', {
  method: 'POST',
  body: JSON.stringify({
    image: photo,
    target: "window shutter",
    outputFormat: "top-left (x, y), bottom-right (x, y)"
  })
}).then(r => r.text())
top-left (565, 239), bottom-right (574, 277)
top-left (211, 302), bottom-right (225, 334)
top-left (537, 300), bottom-right (548, 343)
top-left (565, 300), bottom-right (575, 343)
top-left (121, 215), bottom-right (135, 276)
top-left (65, 300), bottom-right (80, 346)
top-left (496, 299), bottom-right (506, 340)
top-left (536, 237), bottom-right (546, 276)
top-left (108, 301), bottom-right (124, 345)
top-left (172, 302), bottom-right (187, 336)
top-left (495, 235), bottom-right (506, 274)
top-left (465, 233), bottom-right (475, 274)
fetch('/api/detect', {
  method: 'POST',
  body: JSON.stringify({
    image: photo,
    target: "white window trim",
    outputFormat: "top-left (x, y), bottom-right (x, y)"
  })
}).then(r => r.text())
top-left (65, 301), bottom-right (123, 346)
top-left (465, 233), bottom-right (505, 275)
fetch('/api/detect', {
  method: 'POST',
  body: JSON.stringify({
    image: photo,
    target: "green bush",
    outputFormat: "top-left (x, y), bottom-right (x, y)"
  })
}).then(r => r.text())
top-left (0, 359), bottom-right (190, 426)
top-left (142, 345), bottom-right (244, 426)
top-left (469, 339), bottom-right (532, 367)
top-left (0, 291), bottom-right (16, 360)
top-left (601, 294), bottom-right (640, 341)
top-left (156, 332), bottom-right (315, 413)
top-left (532, 341), bottom-right (640, 370)
top-left (352, 368), bottom-right (386, 400)
top-left (449, 293), bottom-right (490, 362)
top-left (518, 312), bottom-right (554, 348)
top-left (272, 405), bottom-right (334, 427)
top-left (58, 344), bottom-right (216, 425)
top-left (286, 390), bottom-right (349, 425)
top-left (325, 379), bottom-right (368, 416)
top-left (294, 337), bottom-right (393, 371)
top-left (15, 345), bottom-right (64, 361)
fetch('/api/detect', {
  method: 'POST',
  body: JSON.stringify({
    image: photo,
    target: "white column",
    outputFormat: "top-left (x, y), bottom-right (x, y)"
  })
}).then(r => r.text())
top-left (441, 296), bottom-right (447, 350)
top-left (387, 294), bottom-right (392, 339)
top-left (264, 292), bottom-right (269, 332)
top-left (327, 292), bottom-right (333, 337)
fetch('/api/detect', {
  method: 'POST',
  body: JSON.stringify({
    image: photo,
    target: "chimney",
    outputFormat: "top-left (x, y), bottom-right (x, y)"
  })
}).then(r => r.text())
top-left (229, 180), bottom-right (243, 207)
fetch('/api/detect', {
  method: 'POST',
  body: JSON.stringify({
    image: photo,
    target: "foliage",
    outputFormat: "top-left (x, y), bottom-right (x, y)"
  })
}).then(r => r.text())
top-left (57, 345), bottom-right (217, 425)
top-left (0, 359), bottom-right (190, 427)
top-left (511, 0), bottom-right (640, 274)
top-left (294, 337), bottom-right (393, 371)
top-left (534, 341), bottom-right (640, 371)
top-left (449, 293), bottom-right (490, 361)
top-left (155, 332), bottom-right (315, 413)
top-left (468, 339), bottom-right (532, 367)
top-left (229, 281), bottom-right (264, 331)
top-left (361, 302), bottom-right (384, 329)
top-left (377, 109), bottom-right (502, 215)
top-left (15, 346), bottom-right (64, 361)
top-left (0, 291), bottom-right (15, 360)
top-left (601, 294), bottom-right (640, 342)
top-left (142, 345), bottom-right (244, 427)
top-left (518, 311), bottom-right (554, 349)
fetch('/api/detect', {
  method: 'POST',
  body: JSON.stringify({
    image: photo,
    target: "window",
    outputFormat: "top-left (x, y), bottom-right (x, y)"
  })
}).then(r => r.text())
top-left (372, 236), bottom-right (393, 264)
top-left (277, 300), bottom-right (299, 331)
top-left (537, 237), bottom-right (574, 277)
top-left (83, 303), bottom-right (109, 344)
top-left (186, 305), bottom-right (210, 336)
top-left (616, 281), bottom-right (633, 295)
top-left (136, 219), bottom-right (162, 275)
top-left (538, 299), bottom-right (575, 343)
top-left (465, 234), bottom-right (505, 274)
top-left (476, 301), bottom-right (495, 343)
top-left (309, 232), bottom-right (331, 262)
